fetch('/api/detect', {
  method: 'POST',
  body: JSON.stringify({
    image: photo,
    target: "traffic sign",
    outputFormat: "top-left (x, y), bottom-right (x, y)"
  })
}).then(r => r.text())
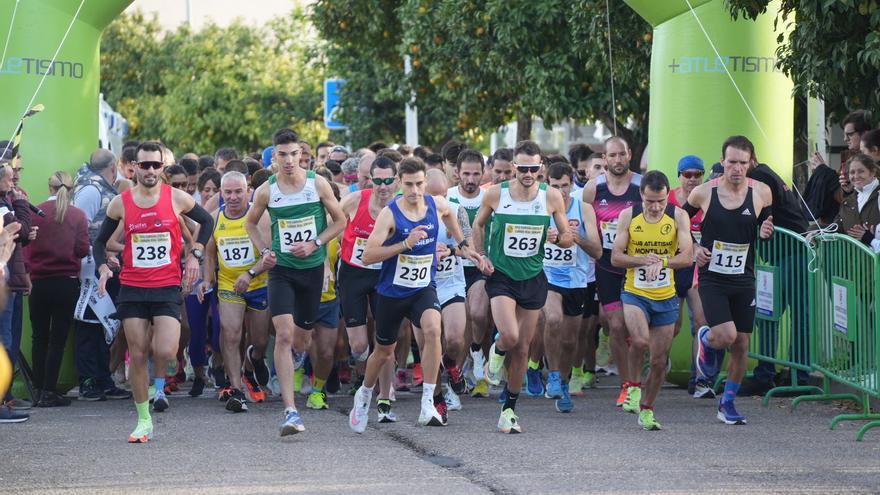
top-left (324, 79), bottom-right (347, 130)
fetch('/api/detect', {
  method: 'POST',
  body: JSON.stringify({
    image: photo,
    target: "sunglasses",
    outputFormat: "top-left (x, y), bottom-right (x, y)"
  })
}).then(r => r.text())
top-left (138, 161), bottom-right (163, 170)
top-left (516, 165), bottom-right (540, 174)
top-left (680, 170), bottom-right (704, 179)
top-left (371, 177), bottom-right (395, 186)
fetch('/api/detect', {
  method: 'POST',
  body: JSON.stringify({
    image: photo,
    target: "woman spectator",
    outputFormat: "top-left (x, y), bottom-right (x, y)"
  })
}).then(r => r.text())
top-left (834, 154), bottom-right (880, 245)
top-left (25, 171), bottom-right (89, 407)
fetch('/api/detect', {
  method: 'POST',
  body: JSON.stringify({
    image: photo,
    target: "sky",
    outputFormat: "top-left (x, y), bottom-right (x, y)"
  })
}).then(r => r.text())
top-left (126, 0), bottom-right (306, 30)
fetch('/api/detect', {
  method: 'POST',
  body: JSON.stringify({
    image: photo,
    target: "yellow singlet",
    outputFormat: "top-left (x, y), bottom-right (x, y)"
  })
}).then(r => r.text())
top-left (624, 204), bottom-right (678, 300)
top-left (215, 205), bottom-right (268, 292)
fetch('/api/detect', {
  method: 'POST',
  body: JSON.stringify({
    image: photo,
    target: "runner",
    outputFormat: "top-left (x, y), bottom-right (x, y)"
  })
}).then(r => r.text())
top-left (446, 149), bottom-right (491, 397)
top-left (349, 157), bottom-right (482, 433)
top-left (426, 169), bottom-right (471, 411)
top-left (685, 135), bottom-right (774, 425)
top-left (94, 141), bottom-right (215, 443)
top-left (541, 162), bottom-right (602, 412)
top-left (307, 224), bottom-right (342, 411)
top-left (199, 171), bottom-right (271, 413)
top-left (611, 170), bottom-right (693, 430)
top-left (338, 156), bottom-right (399, 422)
top-left (473, 140), bottom-right (573, 433)
top-left (581, 136), bottom-right (642, 408)
top-left (244, 128), bottom-right (347, 436)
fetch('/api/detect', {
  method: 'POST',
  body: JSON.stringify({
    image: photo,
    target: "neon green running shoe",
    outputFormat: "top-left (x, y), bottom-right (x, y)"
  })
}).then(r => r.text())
top-left (638, 409), bottom-right (662, 430)
top-left (127, 420), bottom-right (153, 443)
top-left (569, 373), bottom-right (584, 397)
top-left (622, 386), bottom-right (641, 414)
top-left (583, 371), bottom-right (597, 388)
top-left (471, 379), bottom-right (489, 398)
top-left (306, 390), bottom-right (329, 410)
top-left (487, 343), bottom-right (504, 386)
top-left (497, 408), bottom-right (522, 434)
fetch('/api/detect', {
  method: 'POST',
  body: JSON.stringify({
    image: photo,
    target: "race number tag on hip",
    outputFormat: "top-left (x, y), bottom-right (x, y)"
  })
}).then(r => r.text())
top-left (436, 255), bottom-right (456, 279)
top-left (131, 232), bottom-right (172, 268)
top-left (349, 236), bottom-right (381, 269)
top-left (634, 266), bottom-right (671, 289)
top-left (393, 253), bottom-right (434, 288)
top-left (503, 223), bottom-right (543, 257)
top-left (709, 241), bottom-right (749, 275)
top-left (218, 236), bottom-right (255, 267)
top-left (601, 221), bottom-right (618, 250)
top-left (544, 244), bottom-right (576, 267)
top-left (279, 217), bottom-right (317, 247)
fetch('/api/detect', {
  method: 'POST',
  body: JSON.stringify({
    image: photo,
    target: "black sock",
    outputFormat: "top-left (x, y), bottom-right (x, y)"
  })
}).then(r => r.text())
top-left (470, 342), bottom-right (482, 353)
top-left (503, 391), bottom-right (519, 411)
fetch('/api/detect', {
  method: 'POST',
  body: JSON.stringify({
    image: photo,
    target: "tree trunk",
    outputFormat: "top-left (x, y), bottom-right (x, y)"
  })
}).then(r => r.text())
top-left (516, 111), bottom-right (532, 143)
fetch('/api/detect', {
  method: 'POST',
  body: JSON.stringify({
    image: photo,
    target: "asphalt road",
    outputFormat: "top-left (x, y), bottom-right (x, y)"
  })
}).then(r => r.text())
top-left (2, 382), bottom-right (879, 494)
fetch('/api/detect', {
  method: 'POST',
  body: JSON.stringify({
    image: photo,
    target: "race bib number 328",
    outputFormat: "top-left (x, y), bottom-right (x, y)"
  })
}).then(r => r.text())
top-left (131, 232), bottom-right (171, 268)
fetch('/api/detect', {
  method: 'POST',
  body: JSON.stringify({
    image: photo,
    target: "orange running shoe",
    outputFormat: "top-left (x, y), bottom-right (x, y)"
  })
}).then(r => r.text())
top-left (218, 386), bottom-right (233, 402)
top-left (616, 383), bottom-right (629, 407)
top-left (242, 371), bottom-right (266, 403)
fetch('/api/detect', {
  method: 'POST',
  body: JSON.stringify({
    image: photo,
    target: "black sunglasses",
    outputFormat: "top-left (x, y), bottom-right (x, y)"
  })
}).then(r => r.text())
top-left (516, 165), bottom-right (540, 174)
top-left (138, 161), bottom-right (163, 170)
top-left (371, 177), bottom-right (395, 186)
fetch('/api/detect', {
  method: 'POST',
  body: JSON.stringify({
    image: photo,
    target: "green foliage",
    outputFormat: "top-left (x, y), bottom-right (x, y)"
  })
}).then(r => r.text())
top-left (727, 0), bottom-right (880, 122)
top-left (100, 9), bottom-right (326, 155)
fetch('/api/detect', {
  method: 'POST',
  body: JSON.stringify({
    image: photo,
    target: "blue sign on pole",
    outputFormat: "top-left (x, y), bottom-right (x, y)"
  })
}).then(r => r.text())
top-left (324, 79), bottom-right (347, 130)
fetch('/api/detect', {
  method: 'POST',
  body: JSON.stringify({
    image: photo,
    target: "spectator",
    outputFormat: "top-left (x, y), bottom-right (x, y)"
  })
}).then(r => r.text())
top-left (835, 153), bottom-right (880, 245)
top-left (26, 171), bottom-right (90, 407)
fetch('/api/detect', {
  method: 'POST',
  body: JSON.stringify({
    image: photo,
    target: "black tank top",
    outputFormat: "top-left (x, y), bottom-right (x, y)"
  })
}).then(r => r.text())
top-left (699, 179), bottom-right (758, 285)
top-left (593, 173), bottom-right (642, 273)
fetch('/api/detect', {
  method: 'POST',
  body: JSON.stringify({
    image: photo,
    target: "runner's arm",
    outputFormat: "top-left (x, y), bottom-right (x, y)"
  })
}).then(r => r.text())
top-left (580, 179), bottom-right (597, 204)
top-left (94, 196), bottom-right (123, 276)
top-left (668, 208), bottom-right (694, 270)
top-left (548, 187), bottom-right (573, 248)
top-left (577, 203), bottom-right (603, 260)
top-left (245, 183), bottom-right (271, 254)
top-left (471, 186), bottom-right (499, 255)
top-left (684, 183), bottom-right (708, 218)
top-left (203, 226), bottom-right (217, 287)
top-left (361, 207), bottom-right (404, 266)
top-left (609, 208), bottom-right (645, 269)
top-left (316, 175), bottom-right (347, 246)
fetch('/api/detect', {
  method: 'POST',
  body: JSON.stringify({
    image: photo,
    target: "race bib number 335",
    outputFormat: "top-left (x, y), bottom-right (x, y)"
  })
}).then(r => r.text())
top-left (503, 223), bottom-right (544, 257)
top-left (279, 217), bottom-right (317, 247)
top-left (132, 232), bottom-right (171, 268)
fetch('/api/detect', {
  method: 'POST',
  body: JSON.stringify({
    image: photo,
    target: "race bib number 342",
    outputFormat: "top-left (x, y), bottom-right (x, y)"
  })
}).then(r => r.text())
top-left (708, 241), bottom-right (749, 275)
top-left (393, 253), bottom-right (434, 288)
top-left (503, 223), bottom-right (544, 257)
top-left (132, 232), bottom-right (171, 268)
top-left (279, 217), bottom-right (317, 247)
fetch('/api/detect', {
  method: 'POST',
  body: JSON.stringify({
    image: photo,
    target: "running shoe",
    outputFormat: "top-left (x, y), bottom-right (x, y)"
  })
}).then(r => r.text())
top-left (622, 386), bottom-right (641, 414)
top-left (497, 408), bottom-right (522, 434)
top-left (280, 408), bottom-right (305, 436)
top-left (412, 363), bottom-right (423, 388)
top-left (545, 371), bottom-right (563, 399)
top-left (583, 370), bottom-right (597, 388)
top-left (596, 332), bottom-right (612, 370)
top-left (164, 376), bottom-right (179, 394)
top-left (487, 343), bottom-right (505, 386)
top-left (555, 383), bottom-right (573, 413)
top-left (377, 399), bottom-right (397, 423)
top-left (350, 387), bottom-right (371, 433)
top-left (218, 386), bottom-right (233, 402)
top-left (189, 376), bottom-right (206, 397)
top-left (695, 326), bottom-right (722, 379)
top-left (569, 369), bottom-right (585, 397)
top-left (394, 369), bottom-right (410, 392)
top-left (0, 406), bottom-right (28, 423)
top-left (470, 347), bottom-right (486, 380)
top-left (104, 386), bottom-right (132, 400)
top-left (152, 392), bottom-right (169, 412)
top-left (717, 400), bottom-right (747, 425)
top-left (638, 409), bottom-right (662, 430)
top-left (127, 420), bottom-right (153, 443)
top-left (693, 379), bottom-right (717, 399)
top-left (307, 390), bottom-right (329, 410)
top-left (225, 389), bottom-right (248, 413)
top-left (434, 394), bottom-right (449, 425)
top-left (246, 345), bottom-right (270, 386)
top-left (444, 385), bottom-right (462, 411)
top-left (242, 371), bottom-right (266, 403)
top-left (600, 363), bottom-right (619, 376)
top-left (524, 368), bottom-right (543, 397)
top-left (349, 373), bottom-right (364, 396)
top-left (447, 365), bottom-right (467, 395)
top-left (616, 384), bottom-right (629, 407)
top-left (417, 401), bottom-right (445, 427)
top-left (471, 379), bottom-right (489, 398)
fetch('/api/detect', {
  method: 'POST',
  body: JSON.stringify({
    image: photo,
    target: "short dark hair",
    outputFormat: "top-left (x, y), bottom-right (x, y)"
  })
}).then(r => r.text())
top-left (272, 128), bottom-right (299, 146)
top-left (640, 170), bottom-right (670, 193)
top-left (197, 168), bottom-right (221, 191)
top-left (721, 135), bottom-right (756, 162)
top-left (198, 155), bottom-right (215, 171)
top-left (514, 140), bottom-right (541, 157)
top-left (251, 168), bottom-right (272, 189)
top-left (456, 149), bottom-right (485, 169)
top-left (546, 153), bottom-right (568, 165)
top-left (317, 141), bottom-right (335, 151)
top-left (843, 110), bottom-right (872, 134)
top-left (413, 146), bottom-right (432, 160)
top-left (215, 147), bottom-right (239, 161)
top-left (587, 152), bottom-right (604, 162)
top-left (325, 160), bottom-right (342, 175)
top-left (179, 158), bottom-right (198, 176)
top-left (441, 140), bottom-right (467, 164)
top-left (123, 140), bottom-right (140, 149)
top-left (425, 153), bottom-right (444, 168)
top-left (165, 165), bottom-right (186, 177)
top-left (136, 141), bottom-right (164, 160)
top-left (243, 157), bottom-right (262, 177)
top-left (861, 128), bottom-right (880, 151)
top-left (547, 162), bottom-right (574, 182)
top-left (568, 143), bottom-right (592, 166)
top-left (372, 155), bottom-right (398, 176)
top-left (368, 141), bottom-right (389, 153)
top-left (377, 148), bottom-right (403, 163)
top-left (490, 148), bottom-right (513, 165)
top-left (121, 146), bottom-right (138, 165)
top-left (225, 159), bottom-right (249, 175)
top-left (398, 157), bottom-right (426, 177)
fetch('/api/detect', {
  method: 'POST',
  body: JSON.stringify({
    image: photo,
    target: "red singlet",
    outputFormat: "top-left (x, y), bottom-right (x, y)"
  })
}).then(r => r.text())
top-left (341, 189), bottom-right (381, 270)
top-left (120, 184), bottom-right (183, 288)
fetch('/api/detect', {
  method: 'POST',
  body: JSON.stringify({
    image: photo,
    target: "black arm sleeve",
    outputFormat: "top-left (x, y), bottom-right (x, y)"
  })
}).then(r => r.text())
top-left (682, 201), bottom-right (700, 218)
top-left (183, 203), bottom-right (214, 246)
top-left (93, 216), bottom-right (120, 269)
top-left (757, 206), bottom-right (771, 224)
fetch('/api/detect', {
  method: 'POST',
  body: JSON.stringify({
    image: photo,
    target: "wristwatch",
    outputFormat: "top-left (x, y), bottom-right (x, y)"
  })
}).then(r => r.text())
top-left (314, 237), bottom-right (324, 247)
top-left (261, 247), bottom-right (272, 257)
top-left (247, 268), bottom-right (257, 278)
top-left (191, 248), bottom-right (204, 261)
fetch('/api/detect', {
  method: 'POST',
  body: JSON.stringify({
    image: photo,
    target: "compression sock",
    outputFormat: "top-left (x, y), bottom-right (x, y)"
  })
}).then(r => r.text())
top-left (312, 377), bottom-right (326, 392)
top-left (153, 377), bottom-right (166, 395)
top-left (721, 380), bottom-right (740, 404)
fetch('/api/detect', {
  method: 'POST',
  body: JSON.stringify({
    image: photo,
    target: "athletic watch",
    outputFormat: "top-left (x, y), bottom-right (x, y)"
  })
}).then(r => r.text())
top-left (247, 268), bottom-right (258, 278)
top-left (191, 248), bottom-right (204, 262)
top-left (314, 237), bottom-right (324, 248)
top-left (261, 247), bottom-right (272, 257)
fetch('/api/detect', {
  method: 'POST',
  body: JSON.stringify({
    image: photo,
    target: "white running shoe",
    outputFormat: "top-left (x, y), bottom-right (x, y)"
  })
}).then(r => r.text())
top-left (444, 386), bottom-right (462, 411)
top-left (417, 402), bottom-right (445, 426)
top-left (349, 387), bottom-right (372, 434)
top-left (470, 347), bottom-right (486, 380)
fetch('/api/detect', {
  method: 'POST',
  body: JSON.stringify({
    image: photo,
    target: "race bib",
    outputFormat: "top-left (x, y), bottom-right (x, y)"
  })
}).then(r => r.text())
top-left (393, 253), bottom-right (434, 288)
top-left (349, 236), bottom-right (381, 269)
top-left (543, 244), bottom-right (576, 267)
top-left (278, 217), bottom-right (317, 247)
top-left (503, 223), bottom-right (543, 257)
top-left (601, 221), bottom-right (618, 250)
top-left (218, 236), bottom-right (255, 268)
top-left (436, 255), bottom-right (457, 280)
top-left (708, 241), bottom-right (749, 275)
top-left (131, 232), bottom-right (171, 268)
top-left (634, 266), bottom-right (671, 289)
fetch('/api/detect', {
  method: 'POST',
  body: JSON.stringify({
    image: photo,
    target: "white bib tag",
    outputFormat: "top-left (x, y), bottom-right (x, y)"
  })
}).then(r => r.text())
top-left (543, 244), bottom-right (576, 267)
top-left (278, 217), bottom-right (317, 247)
top-left (708, 241), bottom-right (749, 275)
top-left (131, 232), bottom-right (172, 268)
top-left (601, 221), bottom-right (618, 249)
top-left (503, 223), bottom-right (543, 257)
top-left (634, 266), bottom-right (671, 289)
top-left (218, 236), bottom-right (255, 268)
top-left (436, 255), bottom-right (456, 279)
top-left (393, 253), bottom-right (434, 288)
top-left (349, 236), bottom-right (381, 269)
